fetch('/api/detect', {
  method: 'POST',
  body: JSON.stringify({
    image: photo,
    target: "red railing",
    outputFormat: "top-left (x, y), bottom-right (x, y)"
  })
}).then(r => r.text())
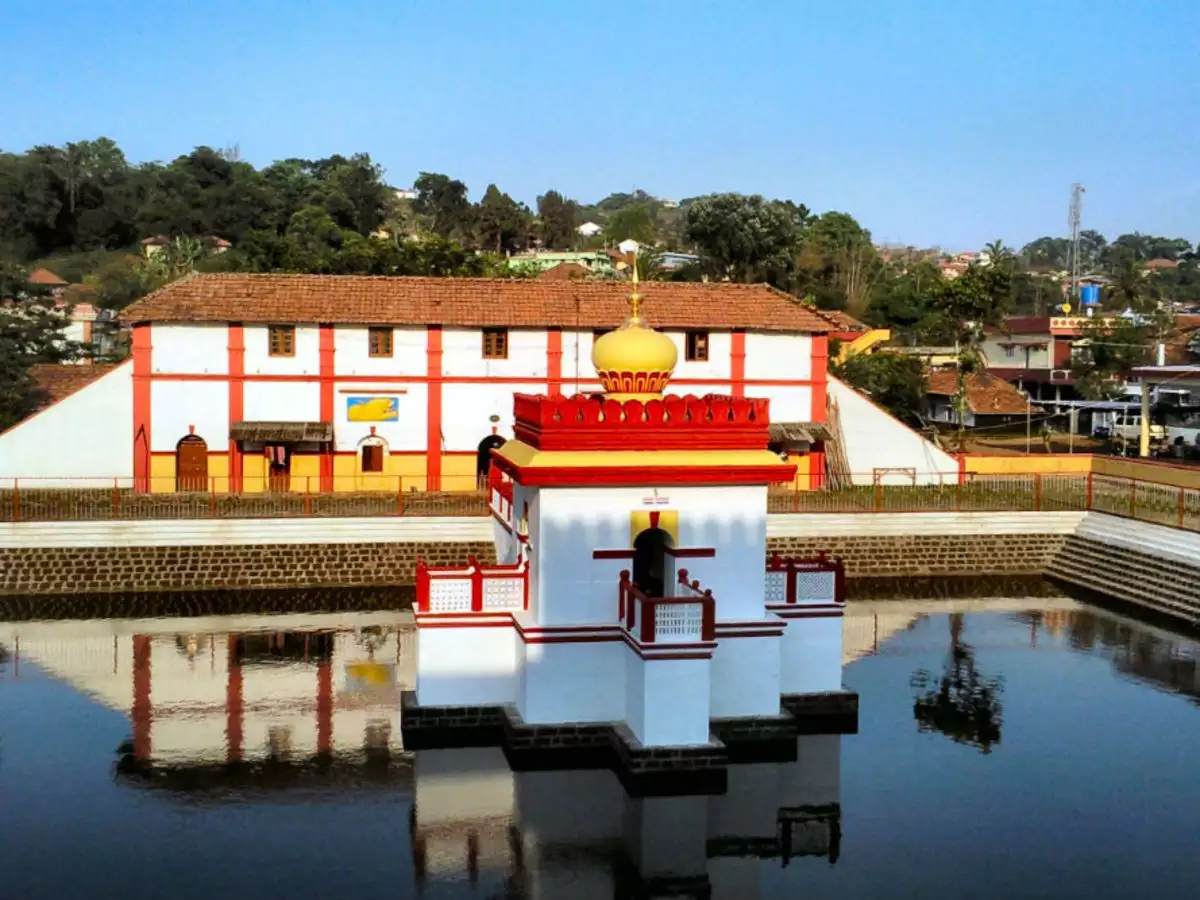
top-left (767, 471), bottom-right (1200, 533)
top-left (765, 555), bottom-right (845, 607)
top-left (512, 392), bottom-right (771, 450)
top-left (415, 555), bottom-right (528, 614)
top-left (617, 569), bottom-right (716, 643)
top-left (487, 466), bottom-right (515, 522)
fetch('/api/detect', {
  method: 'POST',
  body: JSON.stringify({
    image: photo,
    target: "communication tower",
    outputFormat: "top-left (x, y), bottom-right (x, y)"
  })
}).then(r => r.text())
top-left (1067, 183), bottom-right (1085, 302)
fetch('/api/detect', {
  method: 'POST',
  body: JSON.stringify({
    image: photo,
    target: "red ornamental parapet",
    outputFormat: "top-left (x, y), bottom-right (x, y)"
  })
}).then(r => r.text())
top-left (765, 553), bottom-right (846, 606)
top-left (512, 392), bottom-right (773, 451)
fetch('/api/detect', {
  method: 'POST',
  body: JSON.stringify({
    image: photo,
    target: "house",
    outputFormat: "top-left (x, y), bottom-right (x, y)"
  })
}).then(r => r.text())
top-left (535, 262), bottom-right (590, 281)
top-left (395, 188), bottom-right (419, 201)
top-left (507, 250), bottom-right (617, 276)
top-left (980, 315), bottom-right (1095, 403)
top-left (576, 221), bottom-right (603, 238)
top-left (657, 251), bottom-right (699, 271)
top-left (1145, 258), bottom-right (1181, 274)
top-left (0, 273), bottom-right (958, 490)
top-left (27, 268), bottom-right (69, 290)
top-left (925, 370), bottom-right (1038, 428)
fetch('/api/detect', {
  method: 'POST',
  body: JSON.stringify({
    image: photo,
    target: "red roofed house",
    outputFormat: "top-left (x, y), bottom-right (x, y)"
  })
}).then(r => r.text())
top-left (925, 370), bottom-right (1039, 428)
top-left (0, 273), bottom-right (956, 490)
top-left (980, 315), bottom-right (1093, 404)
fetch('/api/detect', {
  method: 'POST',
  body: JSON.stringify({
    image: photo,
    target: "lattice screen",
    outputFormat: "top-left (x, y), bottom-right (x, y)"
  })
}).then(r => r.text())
top-left (429, 578), bottom-right (473, 613)
top-left (654, 603), bottom-right (704, 642)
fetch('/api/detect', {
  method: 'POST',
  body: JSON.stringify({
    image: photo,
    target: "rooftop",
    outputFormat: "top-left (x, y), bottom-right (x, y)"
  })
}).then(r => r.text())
top-left (927, 370), bottom-right (1038, 415)
top-left (27, 268), bottom-right (68, 287)
top-left (121, 274), bottom-right (838, 333)
top-left (29, 363), bottom-right (119, 409)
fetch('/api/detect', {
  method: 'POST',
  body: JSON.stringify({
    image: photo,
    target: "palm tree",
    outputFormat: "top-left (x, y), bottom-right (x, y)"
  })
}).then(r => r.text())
top-left (911, 613), bottom-right (1005, 752)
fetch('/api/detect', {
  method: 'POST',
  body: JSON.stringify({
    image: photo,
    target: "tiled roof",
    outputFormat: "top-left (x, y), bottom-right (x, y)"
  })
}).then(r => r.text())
top-left (27, 268), bottom-right (68, 286)
top-left (120, 274), bottom-right (838, 333)
top-left (30, 364), bottom-right (118, 407)
top-left (927, 370), bottom-right (1037, 415)
top-left (814, 308), bottom-right (869, 333)
top-left (535, 262), bottom-right (591, 281)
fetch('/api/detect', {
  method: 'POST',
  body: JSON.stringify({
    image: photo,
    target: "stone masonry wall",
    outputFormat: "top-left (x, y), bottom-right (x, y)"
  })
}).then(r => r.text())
top-left (767, 534), bottom-right (1068, 578)
top-left (0, 541), bottom-right (496, 596)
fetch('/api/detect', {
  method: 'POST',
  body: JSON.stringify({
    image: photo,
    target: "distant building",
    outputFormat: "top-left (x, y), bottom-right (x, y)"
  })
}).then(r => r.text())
top-left (617, 239), bottom-right (639, 257)
top-left (657, 251), bottom-right (699, 271)
top-left (395, 188), bottom-right (419, 201)
top-left (576, 221), bottom-right (603, 238)
top-left (925, 370), bottom-right (1039, 428)
top-left (507, 250), bottom-right (617, 276)
top-left (27, 268), bottom-right (68, 289)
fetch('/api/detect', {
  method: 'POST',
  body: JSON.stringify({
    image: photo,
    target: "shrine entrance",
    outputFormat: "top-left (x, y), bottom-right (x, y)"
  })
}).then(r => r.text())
top-left (632, 527), bottom-right (673, 597)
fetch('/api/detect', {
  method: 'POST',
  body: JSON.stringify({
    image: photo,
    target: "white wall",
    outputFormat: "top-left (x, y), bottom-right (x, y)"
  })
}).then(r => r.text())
top-left (243, 381), bottom-right (321, 422)
top-left (151, 324), bottom-right (229, 375)
top-left (829, 375), bottom-right (958, 483)
top-left (244, 325), bottom-right (320, 376)
top-left (416, 626), bottom-right (519, 707)
top-left (533, 485), bottom-right (769, 626)
top-left (150, 380), bottom-right (229, 450)
top-left (666, 330), bottom-right (732, 382)
top-left (627, 653), bottom-right (711, 746)
top-left (333, 383), bottom-right (427, 452)
top-left (779, 617), bottom-right (844, 694)
top-left (767, 510), bottom-right (1087, 538)
top-left (981, 336), bottom-right (1051, 370)
top-left (333, 326), bottom-right (425, 377)
top-left (441, 381), bottom-right (544, 451)
top-left (744, 333), bottom-right (813, 381)
top-left (747, 384), bottom-right (815, 423)
top-left (518, 639), bottom-right (624, 724)
top-left (442, 328), bottom-right (547, 379)
top-left (0, 362), bottom-right (132, 483)
top-left (709, 634), bottom-right (782, 718)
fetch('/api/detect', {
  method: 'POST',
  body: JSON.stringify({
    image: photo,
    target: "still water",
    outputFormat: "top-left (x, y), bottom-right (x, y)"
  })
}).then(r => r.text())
top-left (1, 596), bottom-right (1198, 899)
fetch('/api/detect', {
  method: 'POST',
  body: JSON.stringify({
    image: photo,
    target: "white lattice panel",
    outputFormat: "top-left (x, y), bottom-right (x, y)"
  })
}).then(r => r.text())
top-left (654, 603), bottom-right (703, 643)
top-left (795, 570), bottom-right (836, 604)
top-left (429, 578), bottom-right (472, 613)
top-left (765, 570), bottom-right (787, 605)
top-left (482, 577), bottom-right (524, 610)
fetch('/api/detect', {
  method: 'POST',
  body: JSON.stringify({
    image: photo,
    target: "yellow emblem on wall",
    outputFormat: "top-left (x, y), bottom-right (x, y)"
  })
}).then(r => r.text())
top-left (630, 509), bottom-right (679, 546)
top-left (347, 397), bottom-right (399, 422)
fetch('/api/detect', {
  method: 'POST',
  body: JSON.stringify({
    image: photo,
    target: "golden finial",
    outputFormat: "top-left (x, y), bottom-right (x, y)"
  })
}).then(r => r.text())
top-left (627, 246), bottom-right (643, 324)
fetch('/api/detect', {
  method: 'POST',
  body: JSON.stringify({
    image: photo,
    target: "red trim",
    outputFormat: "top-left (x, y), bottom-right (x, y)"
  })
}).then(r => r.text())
top-left (665, 547), bottom-right (716, 558)
top-left (773, 608), bottom-right (846, 619)
top-left (319, 325), bottom-right (335, 491)
top-left (715, 629), bottom-right (786, 638)
top-left (492, 457), bottom-right (795, 487)
top-left (138, 372), bottom-right (820, 387)
top-left (413, 617), bottom-right (514, 629)
top-left (546, 328), bottom-right (563, 396)
top-left (809, 441), bottom-right (826, 490)
top-left (132, 634), bottom-right (152, 762)
top-left (593, 549), bottom-right (635, 559)
top-left (317, 658), bottom-right (333, 756)
top-left (730, 329), bottom-right (746, 398)
top-left (491, 509), bottom-right (513, 533)
top-left (228, 324), bottom-right (245, 492)
top-left (132, 326), bottom-right (152, 488)
top-left (226, 635), bottom-right (243, 763)
top-left (426, 326), bottom-right (443, 490)
top-left (956, 453), bottom-right (967, 485)
top-left (810, 334), bottom-right (828, 424)
top-left (620, 631), bottom-right (715, 660)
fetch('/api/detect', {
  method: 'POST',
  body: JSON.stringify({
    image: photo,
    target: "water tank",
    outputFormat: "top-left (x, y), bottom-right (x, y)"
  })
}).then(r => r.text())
top-left (1081, 284), bottom-right (1100, 306)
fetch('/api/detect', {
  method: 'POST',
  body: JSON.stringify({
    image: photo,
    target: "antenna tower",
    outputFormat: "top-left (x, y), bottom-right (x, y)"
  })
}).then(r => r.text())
top-left (1067, 182), bottom-right (1085, 302)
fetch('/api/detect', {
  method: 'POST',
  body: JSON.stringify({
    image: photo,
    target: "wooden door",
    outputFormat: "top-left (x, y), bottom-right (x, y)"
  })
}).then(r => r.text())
top-left (266, 445), bottom-right (291, 492)
top-left (176, 437), bottom-right (208, 492)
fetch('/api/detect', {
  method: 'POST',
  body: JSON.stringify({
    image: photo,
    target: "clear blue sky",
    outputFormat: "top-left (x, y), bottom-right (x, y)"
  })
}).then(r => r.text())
top-left (2, 0), bottom-right (1197, 250)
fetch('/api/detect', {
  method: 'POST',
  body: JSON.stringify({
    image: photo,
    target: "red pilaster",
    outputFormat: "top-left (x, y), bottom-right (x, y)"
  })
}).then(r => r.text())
top-left (426, 326), bottom-right (443, 491)
top-left (225, 634), bottom-right (243, 762)
top-left (228, 324), bottom-right (245, 493)
top-left (809, 441), bottom-right (826, 490)
top-left (730, 329), bottom-right (746, 398)
top-left (131, 325), bottom-right (152, 490)
top-left (546, 328), bottom-right (563, 396)
top-left (811, 334), bottom-right (828, 424)
top-left (316, 657), bottom-right (333, 757)
top-left (131, 634), bottom-right (152, 762)
top-left (319, 324), bottom-right (336, 491)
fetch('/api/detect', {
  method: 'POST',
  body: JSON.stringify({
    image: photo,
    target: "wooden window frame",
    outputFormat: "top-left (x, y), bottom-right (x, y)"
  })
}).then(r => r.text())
top-left (361, 443), bottom-right (385, 473)
top-left (482, 328), bottom-right (509, 360)
top-left (268, 325), bottom-right (295, 358)
top-left (368, 326), bottom-right (394, 358)
top-left (685, 330), bottom-right (709, 362)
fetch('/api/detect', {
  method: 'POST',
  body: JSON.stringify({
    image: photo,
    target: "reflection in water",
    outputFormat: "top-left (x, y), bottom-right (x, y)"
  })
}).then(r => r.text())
top-left (1, 595), bottom-right (1200, 898)
top-left (910, 612), bottom-right (1005, 752)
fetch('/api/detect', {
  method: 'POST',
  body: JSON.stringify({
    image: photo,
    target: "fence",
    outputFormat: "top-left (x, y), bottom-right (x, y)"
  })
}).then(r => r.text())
top-left (414, 556), bottom-right (528, 613)
top-left (765, 555), bottom-right (845, 606)
top-left (0, 475), bottom-right (488, 522)
top-left (768, 472), bottom-right (1200, 533)
top-left (618, 569), bottom-right (716, 644)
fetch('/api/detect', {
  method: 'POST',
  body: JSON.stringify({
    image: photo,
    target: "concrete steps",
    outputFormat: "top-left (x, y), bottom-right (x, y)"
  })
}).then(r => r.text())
top-left (1047, 535), bottom-right (1200, 625)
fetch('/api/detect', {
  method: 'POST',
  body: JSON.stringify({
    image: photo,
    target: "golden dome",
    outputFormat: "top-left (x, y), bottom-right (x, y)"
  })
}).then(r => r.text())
top-left (591, 270), bottom-right (677, 400)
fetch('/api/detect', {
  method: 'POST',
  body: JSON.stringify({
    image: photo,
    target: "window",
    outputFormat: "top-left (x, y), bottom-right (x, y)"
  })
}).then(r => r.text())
top-left (685, 330), bottom-right (709, 362)
top-left (368, 327), bottom-right (393, 358)
top-left (482, 328), bottom-right (508, 360)
top-left (268, 325), bottom-right (295, 357)
top-left (1005, 345), bottom-right (1015, 359)
top-left (361, 443), bottom-right (384, 473)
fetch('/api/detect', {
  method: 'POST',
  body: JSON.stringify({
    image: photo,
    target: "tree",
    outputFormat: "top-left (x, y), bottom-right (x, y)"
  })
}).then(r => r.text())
top-left (799, 212), bottom-right (880, 316)
top-left (911, 614), bottom-right (1004, 753)
top-left (831, 351), bottom-right (927, 423)
top-left (413, 172), bottom-right (471, 241)
top-left (474, 185), bottom-right (530, 254)
top-left (684, 193), bottom-right (807, 286)
top-left (604, 204), bottom-right (656, 245)
top-left (0, 264), bottom-right (80, 429)
top-left (536, 190), bottom-right (578, 250)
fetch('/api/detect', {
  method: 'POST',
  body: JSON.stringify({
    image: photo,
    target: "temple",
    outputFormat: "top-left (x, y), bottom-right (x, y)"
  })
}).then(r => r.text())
top-left (404, 265), bottom-right (856, 793)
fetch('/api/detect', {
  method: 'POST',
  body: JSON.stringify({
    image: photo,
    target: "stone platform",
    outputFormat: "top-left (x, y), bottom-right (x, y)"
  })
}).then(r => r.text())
top-left (400, 689), bottom-right (858, 797)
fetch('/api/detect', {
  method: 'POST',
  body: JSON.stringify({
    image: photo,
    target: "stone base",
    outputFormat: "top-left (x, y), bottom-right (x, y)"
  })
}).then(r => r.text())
top-left (501, 704), bottom-right (612, 771)
top-left (399, 692), bottom-right (504, 749)
top-left (710, 713), bottom-right (799, 763)
top-left (781, 689), bottom-right (860, 735)
top-left (609, 723), bottom-right (728, 797)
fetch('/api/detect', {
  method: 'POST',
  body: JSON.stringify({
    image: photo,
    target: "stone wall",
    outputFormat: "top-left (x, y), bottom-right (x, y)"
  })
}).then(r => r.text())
top-left (767, 534), bottom-right (1069, 578)
top-left (0, 541), bottom-right (496, 596)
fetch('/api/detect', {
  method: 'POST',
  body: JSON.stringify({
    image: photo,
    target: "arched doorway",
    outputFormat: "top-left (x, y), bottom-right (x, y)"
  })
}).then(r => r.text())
top-left (476, 435), bottom-right (506, 485)
top-left (175, 435), bottom-right (208, 491)
top-left (632, 527), bottom-right (673, 597)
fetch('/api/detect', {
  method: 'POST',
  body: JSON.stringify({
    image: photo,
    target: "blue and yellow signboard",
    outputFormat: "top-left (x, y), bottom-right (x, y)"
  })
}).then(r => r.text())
top-left (347, 397), bottom-right (399, 422)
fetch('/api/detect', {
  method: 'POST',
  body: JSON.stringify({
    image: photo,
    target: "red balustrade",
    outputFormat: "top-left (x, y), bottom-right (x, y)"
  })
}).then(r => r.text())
top-left (415, 555), bottom-right (528, 613)
top-left (765, 554), bottom-right (845, 606)
top-left (617, 569), bottom-right (716, 643)
top-left (512, 392), bottom-right (772, 451)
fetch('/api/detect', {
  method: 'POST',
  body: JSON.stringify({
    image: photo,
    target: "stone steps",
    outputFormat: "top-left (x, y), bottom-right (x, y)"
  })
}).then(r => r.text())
top-left (1046, 536), bottom-right (1200, 625)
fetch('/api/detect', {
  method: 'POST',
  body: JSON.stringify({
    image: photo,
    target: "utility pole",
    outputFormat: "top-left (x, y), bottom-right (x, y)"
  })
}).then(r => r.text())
top-left (1067, 183), bottom-right (1085, 305)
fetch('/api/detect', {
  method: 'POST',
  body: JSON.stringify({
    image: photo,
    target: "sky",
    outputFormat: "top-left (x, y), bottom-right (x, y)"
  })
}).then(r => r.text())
top-left (1, 0), bottom-right (1198, 250)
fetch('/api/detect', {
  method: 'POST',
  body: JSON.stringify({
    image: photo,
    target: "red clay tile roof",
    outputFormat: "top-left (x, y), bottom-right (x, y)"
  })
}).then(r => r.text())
top-left (29, 364), bottom-right (119, 408)
top-left (27, 268), bottom-right (68, 286)
top-left (927, 370), bottom-right (1037, 415)
top-left (813, 308), bottom-right (869, 333)
top-left (536, 262), bottom-right (591, 281)
top-left (120, 274), bottom-right (838, 333)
